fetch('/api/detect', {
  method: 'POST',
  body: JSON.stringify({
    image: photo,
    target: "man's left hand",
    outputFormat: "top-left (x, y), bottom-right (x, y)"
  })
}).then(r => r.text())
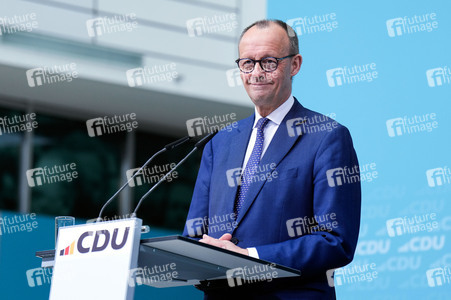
top-left (199, 233), bottom-right (249, 256)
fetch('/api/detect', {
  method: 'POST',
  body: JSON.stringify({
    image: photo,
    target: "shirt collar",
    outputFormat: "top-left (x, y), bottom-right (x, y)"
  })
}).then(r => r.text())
top-left (253, 95), bottom-right (294, 127)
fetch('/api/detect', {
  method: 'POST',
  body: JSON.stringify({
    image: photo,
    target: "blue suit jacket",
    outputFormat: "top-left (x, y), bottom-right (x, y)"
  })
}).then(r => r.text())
top-left (183, 99), bottom-right (361, 299)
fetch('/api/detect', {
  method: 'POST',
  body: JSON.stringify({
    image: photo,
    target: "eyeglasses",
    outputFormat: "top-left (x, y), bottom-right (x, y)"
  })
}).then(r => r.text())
top-left (235, 54), bottom-right (296, 73)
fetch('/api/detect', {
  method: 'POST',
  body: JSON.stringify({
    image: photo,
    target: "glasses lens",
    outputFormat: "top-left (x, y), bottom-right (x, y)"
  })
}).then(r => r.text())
top-left (239, 59), bottom-right (254, 72)
top-left (261, 57), bottom-right (278, 72)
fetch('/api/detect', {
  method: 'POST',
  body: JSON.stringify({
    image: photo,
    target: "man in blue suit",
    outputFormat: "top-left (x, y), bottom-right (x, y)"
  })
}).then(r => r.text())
top-left (183, 19), bottom-right (361, 299)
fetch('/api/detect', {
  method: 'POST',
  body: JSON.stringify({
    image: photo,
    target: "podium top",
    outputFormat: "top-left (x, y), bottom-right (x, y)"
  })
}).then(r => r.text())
top-left (37, 235), bottom-right (301, 288)
top-left (141, 235), bottom-right (300, 275)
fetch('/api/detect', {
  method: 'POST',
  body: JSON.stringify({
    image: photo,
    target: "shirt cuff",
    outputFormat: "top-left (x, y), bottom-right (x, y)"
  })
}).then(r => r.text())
top-left (247, 247), bottom-right (259, 259)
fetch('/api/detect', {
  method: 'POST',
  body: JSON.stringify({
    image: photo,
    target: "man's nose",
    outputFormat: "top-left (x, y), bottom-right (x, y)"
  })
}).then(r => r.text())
top-left (252, 62), bottom-right (265, 75)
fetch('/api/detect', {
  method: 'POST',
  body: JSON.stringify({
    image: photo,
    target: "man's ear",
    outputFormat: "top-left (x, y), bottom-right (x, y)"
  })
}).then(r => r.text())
top-left (291, 54), bottom-right (303, 77)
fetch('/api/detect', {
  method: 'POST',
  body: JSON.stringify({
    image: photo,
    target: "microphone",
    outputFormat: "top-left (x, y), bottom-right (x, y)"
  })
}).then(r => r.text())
top-left (96, 136), bottom-right (190, 222)
top-left (131, 130), bottom-right (218, 217)
top-left (194, 131), bottom-right (217, 148)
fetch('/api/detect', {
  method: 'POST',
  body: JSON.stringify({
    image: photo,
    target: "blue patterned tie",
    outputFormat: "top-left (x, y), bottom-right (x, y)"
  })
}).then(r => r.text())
top-left (234, 117), bottom-right (270, 217)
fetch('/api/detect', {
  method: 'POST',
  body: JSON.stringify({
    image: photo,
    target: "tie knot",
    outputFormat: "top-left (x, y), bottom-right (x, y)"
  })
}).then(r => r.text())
top-left (256, 117), bottom-right (269, 131)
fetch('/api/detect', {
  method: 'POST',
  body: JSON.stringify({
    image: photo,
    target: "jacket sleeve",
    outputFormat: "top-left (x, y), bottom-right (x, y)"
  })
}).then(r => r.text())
top-left (182, 140), bottom-right (213, 238)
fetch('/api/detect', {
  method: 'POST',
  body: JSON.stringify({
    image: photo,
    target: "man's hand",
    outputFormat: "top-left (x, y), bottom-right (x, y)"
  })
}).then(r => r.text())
top-left (199, 233), bottom-right (249, 256)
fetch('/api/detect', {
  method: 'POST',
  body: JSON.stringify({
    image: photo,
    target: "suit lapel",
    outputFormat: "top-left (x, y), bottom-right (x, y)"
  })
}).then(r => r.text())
top-left (217, 115), bottom-right (254, 216)
top-left (234, 99), bottom-right (306, 226)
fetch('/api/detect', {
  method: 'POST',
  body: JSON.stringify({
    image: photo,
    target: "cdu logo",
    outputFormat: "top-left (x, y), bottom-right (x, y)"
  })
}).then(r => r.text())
top-left (59, 241), bottom-right (76, 256)
top-left (59, 226), bottom-right (130, 256)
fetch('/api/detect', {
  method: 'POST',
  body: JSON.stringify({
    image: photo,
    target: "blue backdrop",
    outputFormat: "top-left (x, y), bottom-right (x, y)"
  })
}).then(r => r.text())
top-left (268, 0), bottom-right (450, 299)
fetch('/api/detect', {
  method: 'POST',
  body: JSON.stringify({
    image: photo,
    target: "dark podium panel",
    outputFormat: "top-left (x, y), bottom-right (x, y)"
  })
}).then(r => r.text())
top-left (37, 235), bottom-right (301, 288)
top-left (138, 236), bottom-right (301, 287)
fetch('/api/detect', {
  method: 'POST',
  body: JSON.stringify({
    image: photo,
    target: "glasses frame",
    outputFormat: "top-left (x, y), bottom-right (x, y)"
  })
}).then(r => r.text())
top-left (235, 54), bottom-right (296, 73)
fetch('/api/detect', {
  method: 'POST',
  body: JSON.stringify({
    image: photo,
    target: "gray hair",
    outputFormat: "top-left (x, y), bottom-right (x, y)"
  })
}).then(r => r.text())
top-left (239, 19), bottom-right (299, 55)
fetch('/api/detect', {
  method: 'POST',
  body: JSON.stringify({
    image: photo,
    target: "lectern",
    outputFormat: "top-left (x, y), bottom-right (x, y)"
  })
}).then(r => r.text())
top-left (36, 218), bottom-right (301, 300)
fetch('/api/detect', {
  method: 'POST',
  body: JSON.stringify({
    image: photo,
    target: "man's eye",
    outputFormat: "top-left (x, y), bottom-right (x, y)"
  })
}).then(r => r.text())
top-left (262, 58), bottom-right (277, 64)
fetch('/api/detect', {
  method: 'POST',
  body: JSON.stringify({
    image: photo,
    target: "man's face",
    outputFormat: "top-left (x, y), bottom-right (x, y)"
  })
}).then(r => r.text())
top-left (238, 24), bottom-right (301, 115)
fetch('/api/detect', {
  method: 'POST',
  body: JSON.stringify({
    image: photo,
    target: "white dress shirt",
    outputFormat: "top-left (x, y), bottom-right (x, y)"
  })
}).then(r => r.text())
top-left (244, 95), bottom-right (295, 258)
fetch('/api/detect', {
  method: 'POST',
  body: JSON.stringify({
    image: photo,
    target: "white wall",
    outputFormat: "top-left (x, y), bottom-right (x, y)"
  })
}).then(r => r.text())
top-left (0, 0), bottom-right (266, 134)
